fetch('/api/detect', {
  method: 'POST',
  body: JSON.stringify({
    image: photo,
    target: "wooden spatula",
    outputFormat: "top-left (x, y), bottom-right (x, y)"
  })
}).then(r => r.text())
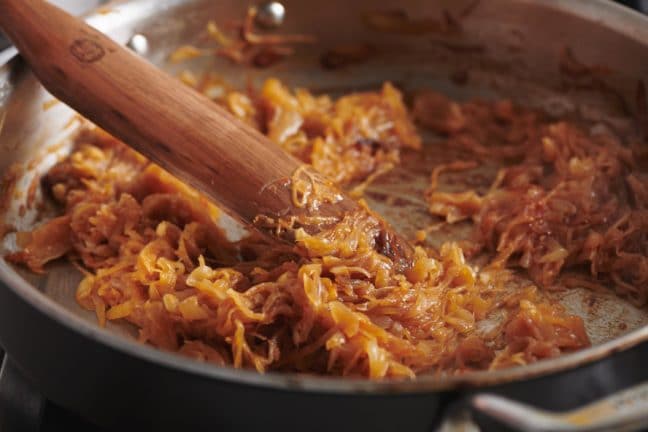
top-left (0, 0), bottom-right (413, 267)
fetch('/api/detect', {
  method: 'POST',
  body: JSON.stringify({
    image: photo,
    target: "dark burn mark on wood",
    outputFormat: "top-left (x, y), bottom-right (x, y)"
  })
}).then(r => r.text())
top-left (154, 141), bottom-right (172, 154)
top-left (69, 39), bottom-right (105, 63)
top-left (177, 153), bottom-right (192, 164)
top-left (49, 66), bottom-right (67, 83)
top-left (110, 109), bottom-right (131, 128)
top-left (207, 165), bottom-right (221, 177)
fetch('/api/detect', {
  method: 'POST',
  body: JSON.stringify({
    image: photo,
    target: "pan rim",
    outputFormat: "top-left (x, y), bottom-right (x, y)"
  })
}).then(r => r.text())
top-left (1, 0), bottom-right (648, 395)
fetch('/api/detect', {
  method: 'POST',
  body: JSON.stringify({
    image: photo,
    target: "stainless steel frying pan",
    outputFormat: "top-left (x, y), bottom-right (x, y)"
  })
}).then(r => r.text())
top-left (1, 1), bottom-right (648, 430)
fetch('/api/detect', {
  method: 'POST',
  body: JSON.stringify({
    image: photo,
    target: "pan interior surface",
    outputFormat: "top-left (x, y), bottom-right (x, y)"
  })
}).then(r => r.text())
top-left (1, 0), bottom-right (647, 389)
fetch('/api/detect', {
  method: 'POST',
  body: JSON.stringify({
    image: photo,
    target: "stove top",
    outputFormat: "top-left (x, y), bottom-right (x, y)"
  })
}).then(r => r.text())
top-left (0, 352), bottom-right (100, 431)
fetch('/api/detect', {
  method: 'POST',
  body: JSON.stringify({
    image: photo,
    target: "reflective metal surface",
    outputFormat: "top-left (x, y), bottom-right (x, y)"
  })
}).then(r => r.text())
top-left (255, 1), bottom-right (286, 28)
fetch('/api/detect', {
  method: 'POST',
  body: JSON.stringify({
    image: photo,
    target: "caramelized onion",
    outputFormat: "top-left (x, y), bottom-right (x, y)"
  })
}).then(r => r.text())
top-left (420, 90), bottom-right (648, 306)
top-left (5, 81), bottom-right (594, 379)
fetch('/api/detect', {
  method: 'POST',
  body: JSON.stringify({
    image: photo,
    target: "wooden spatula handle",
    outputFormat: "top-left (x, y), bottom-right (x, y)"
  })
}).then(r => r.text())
top-left (0, 0), bottom-right (413, 266)
top-left (0, 0), bottom-right (310, 223)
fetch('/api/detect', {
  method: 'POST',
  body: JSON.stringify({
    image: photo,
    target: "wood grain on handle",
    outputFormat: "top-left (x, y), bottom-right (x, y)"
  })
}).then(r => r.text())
top-left (0, 0), bottom-right (308, 223)
top-left (0, 0), bottom-right (413, 266)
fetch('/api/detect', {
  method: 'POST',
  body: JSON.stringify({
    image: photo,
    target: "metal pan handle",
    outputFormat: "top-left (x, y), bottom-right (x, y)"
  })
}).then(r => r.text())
top-left (471, 381), bottom-right (648, 432)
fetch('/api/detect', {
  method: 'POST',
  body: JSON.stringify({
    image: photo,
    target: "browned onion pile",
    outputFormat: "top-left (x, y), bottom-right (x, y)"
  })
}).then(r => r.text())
top-left (417, 90), bottom-right (648, 305)
top-left (6, 80), bottom-right (609, 379)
